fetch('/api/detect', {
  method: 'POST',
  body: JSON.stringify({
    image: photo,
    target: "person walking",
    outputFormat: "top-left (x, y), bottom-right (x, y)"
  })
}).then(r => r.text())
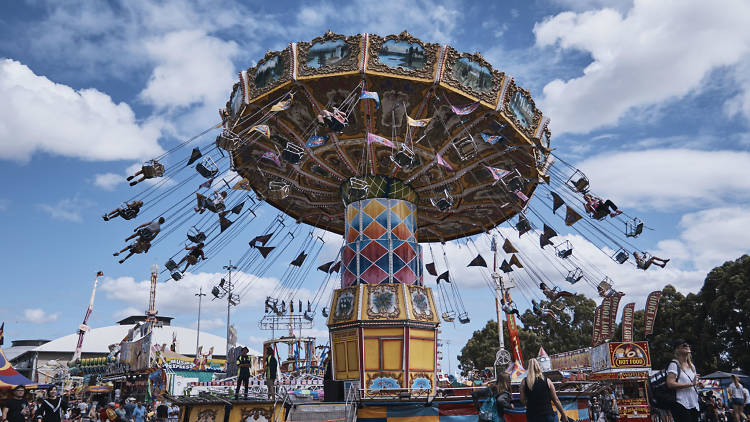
top-left (235, 347), bottom-right (252, 400)
top-left (520, 358), bottom-right (569, 422)
top-left (264, 347), bottom-right (278, 400)
top-left (2, 385), bottom-right (30, 422)
top-left (472, 372), bottom-right (513, 421)
top-left (666, 339), bottom-right (700, 422)
top-left (36, 386), bottom-right (67, 422)
top-left (727, 375), bottom-right (747, 422)
top-left (131, 403), bottom-right (145, 422)
top-left (600, 387), bottom-right (619, 422)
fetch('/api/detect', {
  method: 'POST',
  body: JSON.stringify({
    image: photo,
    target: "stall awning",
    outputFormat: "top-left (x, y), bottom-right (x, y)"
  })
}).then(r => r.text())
top-left (0, 347), bottom-right (38, 389)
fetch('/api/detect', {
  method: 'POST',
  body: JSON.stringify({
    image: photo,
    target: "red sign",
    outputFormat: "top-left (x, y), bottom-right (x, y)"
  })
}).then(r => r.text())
top-left (644, 291), bottom-right (662, 336)
top-left (592, 305), bottom-right (603, 346)
top-left (609, 342), bottom-right (651, 368)
top-left (622, 303), bottom-right (635, 342)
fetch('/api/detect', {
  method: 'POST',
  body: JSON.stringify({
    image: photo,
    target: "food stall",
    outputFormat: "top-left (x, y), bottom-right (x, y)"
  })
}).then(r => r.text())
top-left (589, 341), bottom-right (652, 422)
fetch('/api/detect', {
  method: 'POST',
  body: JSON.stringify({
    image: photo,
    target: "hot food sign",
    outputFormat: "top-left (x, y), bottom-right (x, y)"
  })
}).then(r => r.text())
top-left (609, 342), bottom-right (650, 368)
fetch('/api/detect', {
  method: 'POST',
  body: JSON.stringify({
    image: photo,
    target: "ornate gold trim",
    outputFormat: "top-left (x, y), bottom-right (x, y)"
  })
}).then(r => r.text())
top-left (367, 31), bottom-right (439, 81)
top-left (247, 48), bottom-right (292, 100)
top-left (366, 284), bottom-right (401, 319)
top-left (502, 80), bottom-right (542, 139)
top-left (406, 285), bottom-right (434, 321)
top-left (365, 371), bottom-right (404, 395)
top-left (332, 286), bottom-right (358, 322)
top-left (240, 407), bottom-right (272, 421)
top-left (408, 372), bottom-right (434, 394)
top-left (297, 31), bottom-right (361, 78)
top-left (441, 47), bottom-right (504, 105)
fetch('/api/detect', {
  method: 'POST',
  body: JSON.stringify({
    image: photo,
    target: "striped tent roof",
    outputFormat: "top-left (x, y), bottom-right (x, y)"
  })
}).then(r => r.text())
top-left (0, 347), bottom-right (37, 388)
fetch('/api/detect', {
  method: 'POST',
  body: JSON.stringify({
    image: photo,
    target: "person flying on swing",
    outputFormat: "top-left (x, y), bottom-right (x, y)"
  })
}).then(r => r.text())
top-left (316, 107), bottom-right (347, 133)
top-left (126, 160), bottom-right (164, 186)
top-left (633, 251), bottom-right (670, 270)
top-left (195, 191), bottom-right (227, 214)
top-left (124, 217), bottom-right (165, 243)
top-left (583, 193), bottom-right (622, 219)
top-left (178, 242), bottom-right (206, 272)
top-left (539, 282), bottom-right (574, 301)
top-left (113, 238), bottom-right (151, 264)
top-left (103, 200), bottom-right (143, 221)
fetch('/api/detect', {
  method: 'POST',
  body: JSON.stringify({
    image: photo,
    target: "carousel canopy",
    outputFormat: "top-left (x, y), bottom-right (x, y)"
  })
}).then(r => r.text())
top-left (0, 347), bottom-right (37, 388)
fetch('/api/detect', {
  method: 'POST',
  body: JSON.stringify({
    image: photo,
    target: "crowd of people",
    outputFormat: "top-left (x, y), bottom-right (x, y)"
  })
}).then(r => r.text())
top-left (1, 386), bottom-right (180, 422)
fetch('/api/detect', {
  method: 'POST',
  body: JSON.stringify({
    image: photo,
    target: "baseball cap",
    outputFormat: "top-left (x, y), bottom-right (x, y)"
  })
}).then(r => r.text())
top-left (672, 338), bottom-right (690, 349)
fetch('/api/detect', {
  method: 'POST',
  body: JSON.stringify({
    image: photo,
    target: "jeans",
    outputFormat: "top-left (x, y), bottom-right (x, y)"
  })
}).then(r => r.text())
top-left (671, 403), bottom-right (699, 422)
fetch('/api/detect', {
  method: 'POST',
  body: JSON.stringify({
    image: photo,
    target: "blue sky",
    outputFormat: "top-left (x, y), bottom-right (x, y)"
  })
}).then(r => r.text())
top-left (1, 0), bottom-right (749, 369)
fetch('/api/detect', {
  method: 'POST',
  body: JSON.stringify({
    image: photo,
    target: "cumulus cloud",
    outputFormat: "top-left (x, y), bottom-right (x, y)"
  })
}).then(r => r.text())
top-left (535, 0), bottom-right (750, 134)
top-left (0, 59), bottom-right (164, 163)
top-left (576, 149), bottom-right (750, 210)
top-left (93, 173), bottom-right (124, 190)
top-left (38, 195), bottom-right (95, 222)
top-left (193, 318), bottom-right (225, 330)
top-left (24, 308), bottom-right (60, 324)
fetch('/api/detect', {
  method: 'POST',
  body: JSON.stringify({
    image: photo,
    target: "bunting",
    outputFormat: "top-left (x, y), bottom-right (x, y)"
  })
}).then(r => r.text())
top-left (486, 166), bottom-right (511, 181)
top-left (551, 192), bottom-right (564, 214)
top-left (451, 100), bottom-right (480, 115)
top-left (199, 178), bottom-right (214, 189)
top-left (436, 153), bottom-right (454, 171)
top-left (425, 262), bottom-right (437, 276)
top-left (270, 93), bottom-right (294, 112)
top-left (406, 115), bottom-right (431, 127)
top-left (230, 201), bottom-right (245, 214)
top-left (367, 132), bottom-right (394, 147)
top-left (502, 239), bottom-right (518, 254)
top-left (516, 216), bottom-right (531, 236)
top-left (305, 135), bottom-right (329, 148)
top-left (480, 132), bottom-right (504, 145)
top-left (257, 246), bottom-right (275, 258)
top-left (436, 271), bottom-right (451, 283)
top-left (187, 148), bottom-right (202, 166)
top-left (467, 254), bottom-right (487, 267)
top-left (515, 190), bottom-right (529, 202)
top-left (290, 252), bottom-right (307, 267)
top-left (317, 261), bottom-right (334, 273)
top-left (500, 260), bottom-right (513, 273)
top-left (540, 224), bottom-right (557, 248)
top-left (565, 206), bottom-right (583, 226)
top-left (509, 254), bottom-right (523, 268)
top-left (261, 151), bottom-right (281, 167)
top-left (329, 261), bottom-right (341, 273)
top-left (250, 233), bottom-right (273, 248)
top-left (250, 124), bottom-right (271, 138)
top-left (360, 90), bottom-right (380, 109)
top-left (644, 291), bottom-right (662, 336)
top-left (622, 302), bottom-right (635, 342)
top-left (219, 215), bottom-right (233, 233)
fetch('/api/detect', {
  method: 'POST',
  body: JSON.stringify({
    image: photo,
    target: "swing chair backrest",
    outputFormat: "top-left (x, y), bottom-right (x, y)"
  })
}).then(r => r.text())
top-left (187, 228), bottom-right (207, 244)
top-left (165, 259), bottom-right (179, 272)
top-left (216, 130), bottom-right (242, 151)
top-left (458, 313), bottom-right (471, 324)
top-left (451, 136), bottom-right (478, 161)
top-left (626, 218), bottom-right (644, 237)
top-left (502, 169), bottom-right (526, 192)
top-left (268, 181), bottom-right (290, 200)
top-left (142, 160), bottom-right (165, 178)
top-left (196, 157), bottom-right (219, 178)
top-left (612, 249), bottom-right (629, 264)
top-left (390, 143), bottom-right (416, 169)
top-left (430, 189), bottom-right (454, 212)
top-left (281, 142), bottom-right (305, 165)
top-left (567, 170), bottom-right (590, 193)
top-left (321, 307), bottom-right (329, 317)
top-left (303, 311), bottom-right (314, 322)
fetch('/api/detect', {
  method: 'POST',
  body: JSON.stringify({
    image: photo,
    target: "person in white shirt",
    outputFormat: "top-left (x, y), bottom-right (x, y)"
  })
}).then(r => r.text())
top-left (666, 339), bottom-right (700, 422)
top-left (727, 375), bottom-right (747, 422)
top-left (743, 386), bottom-right (749, 420)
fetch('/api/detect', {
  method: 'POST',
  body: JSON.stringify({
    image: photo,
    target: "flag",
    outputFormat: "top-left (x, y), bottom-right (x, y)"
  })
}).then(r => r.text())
top-left (436, 271), bottom-right (450, 283)
top-left (500, 260), bottom-right (513, 273)
top-left (540, 224), bottom-right (558, 248)
top-left (250, 124), bottom-right (271, 138)
top-left (565, 206), bottom-right (583, 226)
top-left (551, 192), bottom-right (564, 214)
top-left (436, 153), bottom-right (454, 171)
top-left (515, 190), bottom-right (529, 202)
top-left (187, 148), bottom-right (202, 166)
top-left (502, 239), bottom-right (518, 254)
top-left (467, 254), bottom-right (487, 267)
top-left (219, 215), bottom-right (233, 232)
top-left (270, 93), bottom-right (294, 112)
top-left (250, 233), bottom-right (273, 248)
top-left (257, 246), bottom-right (275, 258)
top-left (291, 252), bottom-right (307, 267)
top-left (407, 115), bottom-right (431, 127)
top-left (509, 254), bottom-right (523, 268)
top-left (261, 151), bottom-right (281, 167)
top-left (480, 132), bottom-right (504, 145)
top-left (607, 293), bottom-right (625, 341)
top-left (622, 303), bottom-right (635, 342)
top-left (644, 291), bottom-right (662, 336)
top-left (305, 135), bottom-right (329, 148)
top-left (451, 100), bottom-right (480, 115)
top-left (360, 90), bottom-right (380, 109)
top-left (317, 261), bottom-right (334, 273)
top-left (231, 201), bottom-right (245, 214)
top-left (330, 261), bottom-right (341, 273)
top-left (425, 262), bottom-right (437, 276)
top-left (516, 216), bottom-right (531, 236)
top-left (199, 178), bottom-right (214, 189)
top-left (486, 166), bottom-right (511, 181)
top-left (0, 322), bottom-right (4, 346)
top-left (367, 132), bottom-right (394, 148)
top-left (592, 305), bottom-right (603, 346)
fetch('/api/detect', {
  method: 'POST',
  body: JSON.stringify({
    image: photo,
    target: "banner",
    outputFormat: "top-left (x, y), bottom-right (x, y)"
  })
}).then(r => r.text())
top-left (592, 305), bottom-right (603, 346)
top-left (622, 302), bottom-right (635, 342)
top-left (599, 297), bottom-right (613, 344)
top-left (644, 291), bottom-right (662, 336)
top-left (607, 293), bottom-right (624, 341)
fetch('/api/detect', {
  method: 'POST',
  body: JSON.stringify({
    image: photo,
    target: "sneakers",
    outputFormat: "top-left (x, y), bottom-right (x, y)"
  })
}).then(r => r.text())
top-left (126, 175), bottom-right (134, 181)
top-left (103, 215), bottom-right (110, 221)
top-left (610, 210), bottom-right (623, 217)
top-left (113, 252), bottom-right (119, 256)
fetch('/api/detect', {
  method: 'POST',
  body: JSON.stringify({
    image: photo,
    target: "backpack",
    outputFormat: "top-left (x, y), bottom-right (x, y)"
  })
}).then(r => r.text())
top-left (649, 360), bottom-right (681, 410)
top-left (479, 394), bottom-right (501, 422)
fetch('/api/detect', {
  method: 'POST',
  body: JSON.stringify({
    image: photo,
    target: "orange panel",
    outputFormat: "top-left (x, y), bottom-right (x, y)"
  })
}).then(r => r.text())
top-left (382, 339), bottom-right (403, 371)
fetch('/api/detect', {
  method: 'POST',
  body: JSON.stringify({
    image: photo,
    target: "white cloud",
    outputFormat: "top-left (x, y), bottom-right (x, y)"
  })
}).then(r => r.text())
top-left (24, 308), bottom-right (60, 324)
top-left (93, 173), bottom-right (123, 190)
top-left (114, 307), bottom-right (143, 320)
top-left (535, 0), bottom-right (750, 134)
top-left (38, 195), bottom-right (95, 222)
top-left (576, 149), bottom-right (750, 210)
top-left (193, 318), bottom-right (225, 330)
top-left (0, 199), bottom-right (9, 211)
top-left (0, 59), bottom-right (164, 163)
top-left (655, 207), bottom-right (750, 270)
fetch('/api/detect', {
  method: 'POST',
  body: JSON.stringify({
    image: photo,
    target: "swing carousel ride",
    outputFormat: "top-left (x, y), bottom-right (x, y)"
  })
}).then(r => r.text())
top-left (106, 31), bottom-right (663, 395)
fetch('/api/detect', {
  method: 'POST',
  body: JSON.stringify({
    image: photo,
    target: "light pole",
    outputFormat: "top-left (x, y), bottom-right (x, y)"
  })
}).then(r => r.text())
top-left (222, 261), bottom-right (238, 357)
top-left (195, 288), bottom-right (206, 356)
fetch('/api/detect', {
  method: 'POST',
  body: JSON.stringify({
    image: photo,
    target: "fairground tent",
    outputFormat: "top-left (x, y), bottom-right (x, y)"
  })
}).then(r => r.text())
top-left (0, 347), bottom-right (38, 388)
top-left (702, 371), bottom-right (750, 387)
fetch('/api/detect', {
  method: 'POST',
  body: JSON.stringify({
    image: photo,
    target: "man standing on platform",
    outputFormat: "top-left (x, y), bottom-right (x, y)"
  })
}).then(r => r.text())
top-left (234, 347), bottom-right (251, 400)
top-left (264, 347), bottom-right (278, 400)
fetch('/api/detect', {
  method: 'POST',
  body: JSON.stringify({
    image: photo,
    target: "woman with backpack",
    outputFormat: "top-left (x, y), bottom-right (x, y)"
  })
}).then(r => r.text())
top-left (520, 358), bottom-right (569, 422)
top-left (666, 339), bottom-right (700, 422)
top-left (727, 375), bottom-right (748, 422)
top-left (472, 372), bottom-right (514, 422)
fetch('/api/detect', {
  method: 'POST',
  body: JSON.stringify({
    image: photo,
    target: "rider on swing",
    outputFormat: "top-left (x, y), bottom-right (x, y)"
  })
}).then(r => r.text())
top-left (584, 193), bottom-right (622, 219)
top-left (633, 251), bottom-right (670, 270)
top-left (316, 107), bottom-right (347, 133)
top-left (178, 242), bottom-right (206, 272)
top-left (103, 200), bottom-right (143, 221)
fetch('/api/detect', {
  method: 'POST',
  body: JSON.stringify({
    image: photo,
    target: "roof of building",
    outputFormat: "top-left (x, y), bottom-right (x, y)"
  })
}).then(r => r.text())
top-left (116, 315), bottom-right (174, 326)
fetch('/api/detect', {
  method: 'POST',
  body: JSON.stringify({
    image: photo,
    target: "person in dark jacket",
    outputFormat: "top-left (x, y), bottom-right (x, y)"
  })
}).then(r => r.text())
top-left (235, 347), bottom-right (252, 400)
top-left (264, 347), bottom-right (278, 399)
top-left (520, 358), bottom-right (568, 422)
top-left (473, 372), bottom-right (514, 421)
top-left (36, 386), bottom-right (67, 422)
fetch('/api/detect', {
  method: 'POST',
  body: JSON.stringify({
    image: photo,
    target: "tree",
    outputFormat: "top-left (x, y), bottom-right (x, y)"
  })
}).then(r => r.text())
top-left (457, 320), bottom-right (500, 376)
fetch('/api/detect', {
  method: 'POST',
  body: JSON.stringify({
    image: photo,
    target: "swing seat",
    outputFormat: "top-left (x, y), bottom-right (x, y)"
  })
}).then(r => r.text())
top-left (165, 259), bottom-right (179, 272)
top-left (391, 144), bottom-right (416, 169)
top-left (557, 249), bottom-right (573, 259)
top-left (567, 170), bottom-right (590, 193)
top-left (303, 311), bottom-right (314, 322)
top-left (451, 136), bottom-right (478, 161)
top-left (626, 219), bottom-right (644, 238)
top-left (458, 313), bottom-right (471, 324)
top-left (321, 307), bottom-right (329, 317)
top-left (187, 229), bottom-right (207, 244)
top-left (170, 272), bottom-right (182, 281)
top-left (430, 190), bottom-right (454, 212)
top-left (196, 157), bottom-right (219, 178)
top-left (565, 268), bottom-right (583, 284)
top-left (551, 303), bottom-right (565, 312)
top-left (613, 249), bottom-right (629, 264)
top-left (267, 181), bottom-right (290, 200)
top-left (504, 170), bottom-right (526, 192)
top-left (348, 178), bottom-right (370, 201)
top-left (204, 200), bottom-right (225, 214)
top-left (142, 160), bottom-right (165, 179)
top-left (216, 130), bottom-right (242, 151)
top-left (120, 208), bottom-right (139, 220)
top-left (281, 142), bottom-right (305, 165)
top-left (442, 312), bottom-right (456, 322)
